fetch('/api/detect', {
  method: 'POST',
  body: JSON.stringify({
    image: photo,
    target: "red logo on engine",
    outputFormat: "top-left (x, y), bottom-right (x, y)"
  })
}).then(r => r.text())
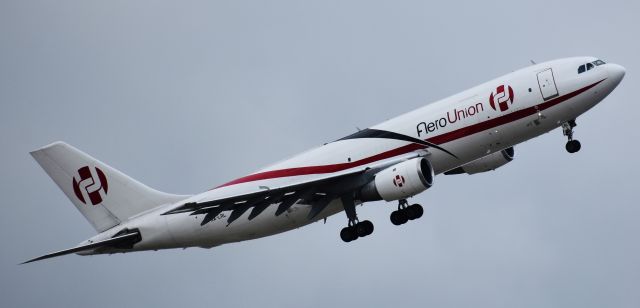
top-left (489, 85), bottom-right (515, 112)
top-left (72, 166), bottom-right (108, 205)
top-left (393, 175), bottom-right (405, 187)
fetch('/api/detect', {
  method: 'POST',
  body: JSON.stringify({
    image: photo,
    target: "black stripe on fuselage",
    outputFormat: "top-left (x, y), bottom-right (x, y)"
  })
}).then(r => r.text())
top-left (337, 128), bottom-right (458, 158)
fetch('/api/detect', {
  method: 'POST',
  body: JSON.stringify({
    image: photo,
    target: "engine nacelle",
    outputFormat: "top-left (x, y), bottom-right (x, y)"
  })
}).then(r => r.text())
top-left (359, 157), bottom-right (434, 202)
top-left (445, 147), bottom-right (514, 175)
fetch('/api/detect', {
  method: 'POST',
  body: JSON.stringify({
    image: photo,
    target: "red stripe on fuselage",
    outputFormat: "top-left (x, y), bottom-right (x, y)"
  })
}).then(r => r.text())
top-left (216, 79), bottom-right (604, 188)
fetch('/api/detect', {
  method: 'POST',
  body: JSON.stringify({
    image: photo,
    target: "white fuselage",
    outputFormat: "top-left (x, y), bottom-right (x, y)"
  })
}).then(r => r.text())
top-left (83, 57), bottom-right (625, 252)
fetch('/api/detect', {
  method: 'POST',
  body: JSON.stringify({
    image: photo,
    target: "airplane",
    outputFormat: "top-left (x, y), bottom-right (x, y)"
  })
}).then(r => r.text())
top-left (23, 56), bottom-right (625, 263)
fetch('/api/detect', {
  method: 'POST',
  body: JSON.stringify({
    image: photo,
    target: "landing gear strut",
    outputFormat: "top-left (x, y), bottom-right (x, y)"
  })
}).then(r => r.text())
top-left (562, 119), bottom-right (581, 153)
top-left (390, 199), bottom-right (424, 226)
top-left (339, 194), bottom-right (373, 242)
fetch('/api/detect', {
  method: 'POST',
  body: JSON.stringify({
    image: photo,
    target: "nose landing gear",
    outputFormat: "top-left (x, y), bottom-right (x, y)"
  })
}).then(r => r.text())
top-left (562, 119), bottom-right (581, 153)
top-left (390, 199), bottom-right (424, 226)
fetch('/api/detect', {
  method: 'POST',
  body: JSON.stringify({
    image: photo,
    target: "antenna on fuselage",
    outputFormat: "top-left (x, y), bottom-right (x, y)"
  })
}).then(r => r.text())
top-left (530, 59), bottom-right (537, 65)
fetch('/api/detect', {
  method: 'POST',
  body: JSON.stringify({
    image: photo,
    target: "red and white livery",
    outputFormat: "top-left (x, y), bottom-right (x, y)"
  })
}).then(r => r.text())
top-left (24, 57), bottom-right (625, 263)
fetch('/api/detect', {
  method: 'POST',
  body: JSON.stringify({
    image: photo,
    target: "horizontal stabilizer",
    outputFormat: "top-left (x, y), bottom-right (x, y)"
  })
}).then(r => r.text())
top-left (21, 231), bottom-right (141, 264)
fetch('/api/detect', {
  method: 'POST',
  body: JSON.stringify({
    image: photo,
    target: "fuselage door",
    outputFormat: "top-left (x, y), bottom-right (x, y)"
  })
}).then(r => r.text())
top-left (537, 68), bottom-right (559, 100)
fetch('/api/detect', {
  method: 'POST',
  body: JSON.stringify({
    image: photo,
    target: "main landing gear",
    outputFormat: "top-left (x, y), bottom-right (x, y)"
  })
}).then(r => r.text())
top-left (390, 199), bottom-right (424, 226)
top-left (340, 195), bottom-right (374, 243)
top-left (562, 119), bottom-right (581, 154)
top-left (338, 197), bottom-right (425, 242)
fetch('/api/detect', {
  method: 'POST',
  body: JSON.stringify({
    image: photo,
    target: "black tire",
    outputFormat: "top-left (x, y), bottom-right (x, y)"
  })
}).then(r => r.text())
top-left (405, 207), bottom-right (414, 220)
top-left (357, 220), bottom-right (374, 236)
top-left (349, 226), bottom-right (359, 241)
top-left (409, 204), bottom-right (424, 219)
top-left (356, 222), bottom-right (367, 237)
top-left (566, 140), bottom-right (581, 153)
top-left (398, 210), bottom-right (409, 224)
top-left (390, 211), bottom-right (402, 225)
top-left (340, 227), bottom-right (357, 242)
top-left (390, 210), bottom-right (408, 225)
top-left (406, 206), bottom-right (417, 220)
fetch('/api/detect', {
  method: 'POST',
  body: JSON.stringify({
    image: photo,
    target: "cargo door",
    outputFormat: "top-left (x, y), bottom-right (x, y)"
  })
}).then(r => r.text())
top-left (537, 68), bottom-right (559, 100)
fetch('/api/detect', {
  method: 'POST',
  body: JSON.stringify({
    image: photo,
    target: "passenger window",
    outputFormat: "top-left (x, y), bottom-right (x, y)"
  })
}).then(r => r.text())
top-left (587, 63), bottom-right (594, 71)
top-left (578, 65), bottom-right (586, 74)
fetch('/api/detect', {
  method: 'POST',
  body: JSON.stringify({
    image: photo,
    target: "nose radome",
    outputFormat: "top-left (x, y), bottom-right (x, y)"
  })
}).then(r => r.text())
top-left (607, 63), bottom-right (626, 86)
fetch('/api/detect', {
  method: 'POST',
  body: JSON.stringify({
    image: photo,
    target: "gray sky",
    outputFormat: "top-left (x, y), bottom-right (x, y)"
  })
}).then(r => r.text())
top-left (1, 1), bottom-right (639, 307)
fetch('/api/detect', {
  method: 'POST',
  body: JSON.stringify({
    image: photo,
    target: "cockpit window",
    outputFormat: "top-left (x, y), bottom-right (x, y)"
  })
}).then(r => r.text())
top-left (578, 64), bottom-right (586, 74)
top-left (578, 59), bottom-right (605, 74)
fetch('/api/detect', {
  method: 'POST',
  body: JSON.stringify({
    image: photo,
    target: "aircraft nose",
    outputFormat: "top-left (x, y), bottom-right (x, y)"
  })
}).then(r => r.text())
top-left (607, 63), bottom-right (626, 87)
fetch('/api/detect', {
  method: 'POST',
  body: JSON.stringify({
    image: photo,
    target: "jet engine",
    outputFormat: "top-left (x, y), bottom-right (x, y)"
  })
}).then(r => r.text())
top-left (444, 147), bottom-right (514, 175)
top-left (358, 157), bottom-right (434, 202)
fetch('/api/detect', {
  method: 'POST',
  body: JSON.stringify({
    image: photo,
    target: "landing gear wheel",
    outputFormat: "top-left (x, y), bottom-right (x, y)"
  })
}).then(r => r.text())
top-left (407, 204), bottom-right (424, 220)
top-left (566, 139), bottom-right (581, 153)
top-left (390, 210), bottom-right (409, 225)
top-left (340, 226), bottom-right (358, 242)
top-left (406, 206), bottom-right (417, 220)
top-left (357, 220), bottom-right (374, 237)
top-left (562, 120), bottom-right (581, 153)
top-left (339, 194), bottom-right (375, 242)
top-left (391, 199), bottom-right (424, 225)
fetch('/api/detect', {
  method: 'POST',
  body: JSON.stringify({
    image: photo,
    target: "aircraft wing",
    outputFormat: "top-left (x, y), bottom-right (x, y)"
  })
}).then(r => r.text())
top-left (162, 151), bottom-right (426, 225)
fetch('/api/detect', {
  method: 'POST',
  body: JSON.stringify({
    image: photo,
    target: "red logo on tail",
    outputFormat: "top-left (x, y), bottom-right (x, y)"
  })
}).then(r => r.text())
top-left (489, 85), bottom-right (515, 112)
top-left (72, 166), bottom-right (108, 205)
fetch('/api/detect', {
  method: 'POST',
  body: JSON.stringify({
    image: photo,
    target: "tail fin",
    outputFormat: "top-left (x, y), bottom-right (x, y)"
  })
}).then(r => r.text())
top-left (31, 142), bottom-right (190, 232)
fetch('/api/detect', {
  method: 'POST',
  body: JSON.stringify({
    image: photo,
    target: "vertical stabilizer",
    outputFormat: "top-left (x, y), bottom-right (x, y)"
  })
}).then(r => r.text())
top-left (30, 142), bottom-right (189, 232)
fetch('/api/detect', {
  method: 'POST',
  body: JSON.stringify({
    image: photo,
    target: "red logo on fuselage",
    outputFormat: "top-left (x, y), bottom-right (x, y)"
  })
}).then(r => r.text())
top-left (393, 175), bottom-right (405, 187)
top-left (72, 166), bottom-right (108, 205)
top-left (489, 85), bottom-right (515, 112)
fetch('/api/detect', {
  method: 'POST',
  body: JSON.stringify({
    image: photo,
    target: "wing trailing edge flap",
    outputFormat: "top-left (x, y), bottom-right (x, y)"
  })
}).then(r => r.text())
top-left (196, 192), bottom-right (300, 226)
top-left (162, 165), bottom-right (378, 217)
top-left (226, 196), bottom-right (269, 224)
top-left (307, 197), bottom-right (334, 220)
top-left (274, 192), bottom-right (305, 216)
top-left (248, 193), bottom-right (286, 220)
